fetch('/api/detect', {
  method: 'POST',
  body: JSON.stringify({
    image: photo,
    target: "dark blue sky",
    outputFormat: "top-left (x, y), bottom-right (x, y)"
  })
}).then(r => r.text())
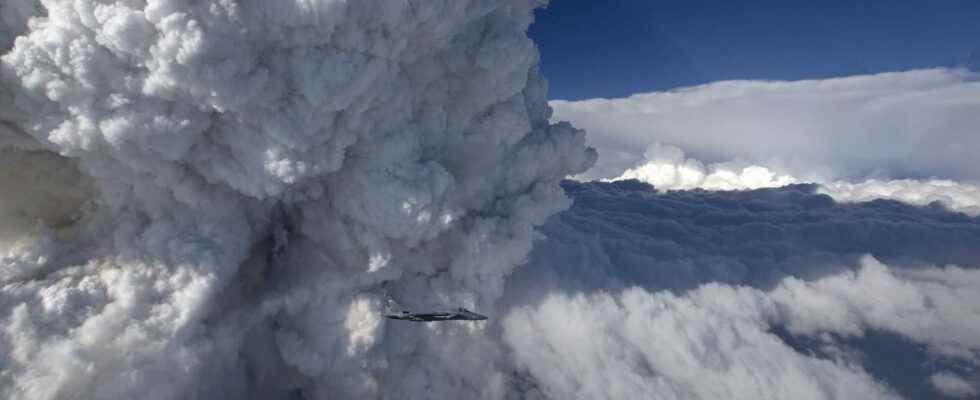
top-left (529, 0), bottom-right (980, 100)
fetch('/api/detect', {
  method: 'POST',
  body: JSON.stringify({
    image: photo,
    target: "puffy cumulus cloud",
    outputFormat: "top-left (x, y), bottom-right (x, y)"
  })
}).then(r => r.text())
top-left (504, 257), bottom-right (980, 400)
top-left (771, 257), bottom-right (980, 360)
top-left (0, 1), bottom-right (594, 399)
top-left (505, 286), bottom-right (895, 400)
top-left (553, 68), bottom-right (980, 184)
top-left (608, 145), bottom-right (980, 216)
top-left (612, 143), bottom-right (799, 191)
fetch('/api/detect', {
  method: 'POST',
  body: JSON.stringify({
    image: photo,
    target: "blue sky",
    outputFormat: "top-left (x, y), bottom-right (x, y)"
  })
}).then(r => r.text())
top-left (530, 0), bottom-right (980, 100)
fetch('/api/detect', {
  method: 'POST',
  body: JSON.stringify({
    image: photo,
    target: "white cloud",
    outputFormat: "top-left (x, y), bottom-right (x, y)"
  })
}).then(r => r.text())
top-left (610, 143), bottom-right (799, 191)
top-left (506, 288), bottom-right (895, 400)
top-left (508, 179), bottom-right (980, 398)
top-left (504, 257), bottom-right (980, 400)
top-left (607, 144), bottom-right (980, 216)
top-left (819, 179), bottom-right (980, 216)
top-left (567, 69), bottom-right (980, 215)
top-left (554, 69), bottom-right (980, 184)
top-left (930, 372), bottom-right (979, 398)
top-left (771, 257), bottom-right (980, 360)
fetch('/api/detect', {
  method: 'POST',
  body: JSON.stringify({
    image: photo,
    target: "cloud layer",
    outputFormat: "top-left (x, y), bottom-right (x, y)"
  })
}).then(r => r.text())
top-left (505, 257), bottom-right (980, 400)
top-left (524, 68), bottom-right (980, 397)
top-left (608, 143), bottom-right (980, 216)
top-left (505, 180), bottom-right (980, 399)
top-left (553, 69), bottom-right (980, 184)
top-left (512, 180), bottom-right (980, 297)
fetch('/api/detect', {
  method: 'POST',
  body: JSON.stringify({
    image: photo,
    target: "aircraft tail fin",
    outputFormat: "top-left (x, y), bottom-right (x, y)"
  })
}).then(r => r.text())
top-left (383, 294), bottom-right (405, 315)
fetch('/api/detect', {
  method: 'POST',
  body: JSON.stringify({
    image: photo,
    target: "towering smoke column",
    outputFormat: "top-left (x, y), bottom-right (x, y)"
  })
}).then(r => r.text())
top-left (0, 1), bottom-right (595, 399)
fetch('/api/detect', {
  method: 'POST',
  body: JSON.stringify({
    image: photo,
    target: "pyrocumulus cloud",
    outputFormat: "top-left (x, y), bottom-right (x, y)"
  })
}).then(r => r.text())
top-left (3, 2), bottom-right (979, 400)
top-left (0, 1), bottom-right (593, 399)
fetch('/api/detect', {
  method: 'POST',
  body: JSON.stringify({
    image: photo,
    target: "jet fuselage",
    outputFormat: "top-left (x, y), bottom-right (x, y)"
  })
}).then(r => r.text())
top-left (385, 308), bottom-right (488, 322)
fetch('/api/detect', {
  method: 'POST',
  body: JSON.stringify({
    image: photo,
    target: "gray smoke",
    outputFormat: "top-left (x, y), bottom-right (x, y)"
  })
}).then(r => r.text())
top-left (0, 1), bottom-right (594, 399)
top-left (5, 2), bottom-right (980, 400)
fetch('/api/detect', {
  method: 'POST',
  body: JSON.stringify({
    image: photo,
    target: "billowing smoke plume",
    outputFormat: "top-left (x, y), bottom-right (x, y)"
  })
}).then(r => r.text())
top-left (6, 2), bottom-right (980, 400)
top-left (0, 1), bottom-right (594, 399)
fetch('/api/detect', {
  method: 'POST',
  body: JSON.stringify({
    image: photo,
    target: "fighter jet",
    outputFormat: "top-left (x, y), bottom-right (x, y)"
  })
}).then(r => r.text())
top-left (383, 296), bottom-right (488, 322)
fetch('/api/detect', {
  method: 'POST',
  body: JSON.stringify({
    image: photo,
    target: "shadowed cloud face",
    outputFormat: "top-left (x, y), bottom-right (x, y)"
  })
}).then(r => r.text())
top-left (530, 68), bottom-right (980, 399)
top-left (502, 180), bottom-right (980, 400)
top-left (508, 180), bottom-right (980, 299)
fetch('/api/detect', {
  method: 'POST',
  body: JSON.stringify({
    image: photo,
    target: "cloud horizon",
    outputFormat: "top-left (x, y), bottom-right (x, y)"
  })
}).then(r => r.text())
top-left (553, 68), bottom-right (980, 185)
